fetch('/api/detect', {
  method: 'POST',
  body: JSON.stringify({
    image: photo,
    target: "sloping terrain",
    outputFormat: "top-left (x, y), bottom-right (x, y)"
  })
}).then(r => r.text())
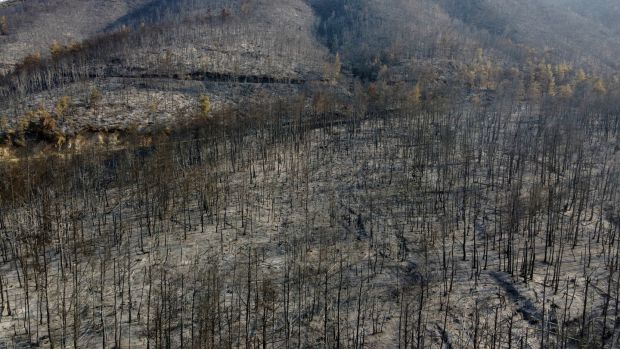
top-left (551, 0), bottom-right (620, 35)
top-left (438, 0), bottom-right (620, 70)
top-left (2, 0), bottom-right (620, 137)
top-left (0, 88), bottom-right (618, 348)
top-left (0, 0), bottom-right (329, 78)
top-left (0, 0), bottom-right (620, 348)
top-left (0, 0), bottom-right (332, 134)
top-left (311, 0), bottom-right (620, 75)
top-left (0, 0), bottom-right (151, 73)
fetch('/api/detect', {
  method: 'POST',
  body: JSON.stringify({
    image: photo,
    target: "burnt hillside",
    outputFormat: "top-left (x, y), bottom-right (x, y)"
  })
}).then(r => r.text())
top-left (0, 1), bottom-right (620, 348)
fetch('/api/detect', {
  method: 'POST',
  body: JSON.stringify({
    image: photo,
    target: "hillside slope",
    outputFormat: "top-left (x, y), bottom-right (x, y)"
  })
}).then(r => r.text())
top-left (0, 1), bottom-right (619, 349)
top-left (438, 0), bottom-right (620, 70)
top-left (0, 0), bottom-right (332, 134)
top-left (1, 0), bottom-right (620, 140)
top-left (0, 0), bottom-right (152, 73)
top-left (3, 0), bottom-right (619, 77)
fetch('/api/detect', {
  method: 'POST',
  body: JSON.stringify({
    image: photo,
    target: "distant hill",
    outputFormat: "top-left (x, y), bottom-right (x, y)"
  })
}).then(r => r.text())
top-left (1, 0), bottom-right (619, 135)
top-left (437, 0), bottom-right (620, 70)
top-left (0, 0), bottom-right (152, 71)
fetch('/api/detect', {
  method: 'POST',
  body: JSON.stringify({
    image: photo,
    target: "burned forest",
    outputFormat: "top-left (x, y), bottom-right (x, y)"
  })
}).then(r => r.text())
top-left (0, 0), bottom-right (619, 348)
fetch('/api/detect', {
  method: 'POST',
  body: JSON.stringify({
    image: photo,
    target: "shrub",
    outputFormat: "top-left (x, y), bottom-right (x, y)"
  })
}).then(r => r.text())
top-left (89, 88), bottom-right (103, 109)
top-left (55, 96), bottom-right (72, 118)
top-left (50, 40), bottom-right (64, 60)
top-left (19, 52), bottom-right (41, 72)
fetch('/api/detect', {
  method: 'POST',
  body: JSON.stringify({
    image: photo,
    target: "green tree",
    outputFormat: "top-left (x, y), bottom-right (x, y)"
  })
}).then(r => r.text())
top-left (0, 16), bottom-right (8, 36)
top-left (199, 95), bottom-right (211, 117)
top-left (409, 83), bottom-right (422, 107)
top-left (575, 68), bottom-right (587, 83)
top-left (543, 64), bottom-right (556, 96)
top-left (592, 77), bottom-right (607, 95)
top-left (527, 79), bottom-right (541, 102)
top-left (555, 63), bottom-right (571, 82)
